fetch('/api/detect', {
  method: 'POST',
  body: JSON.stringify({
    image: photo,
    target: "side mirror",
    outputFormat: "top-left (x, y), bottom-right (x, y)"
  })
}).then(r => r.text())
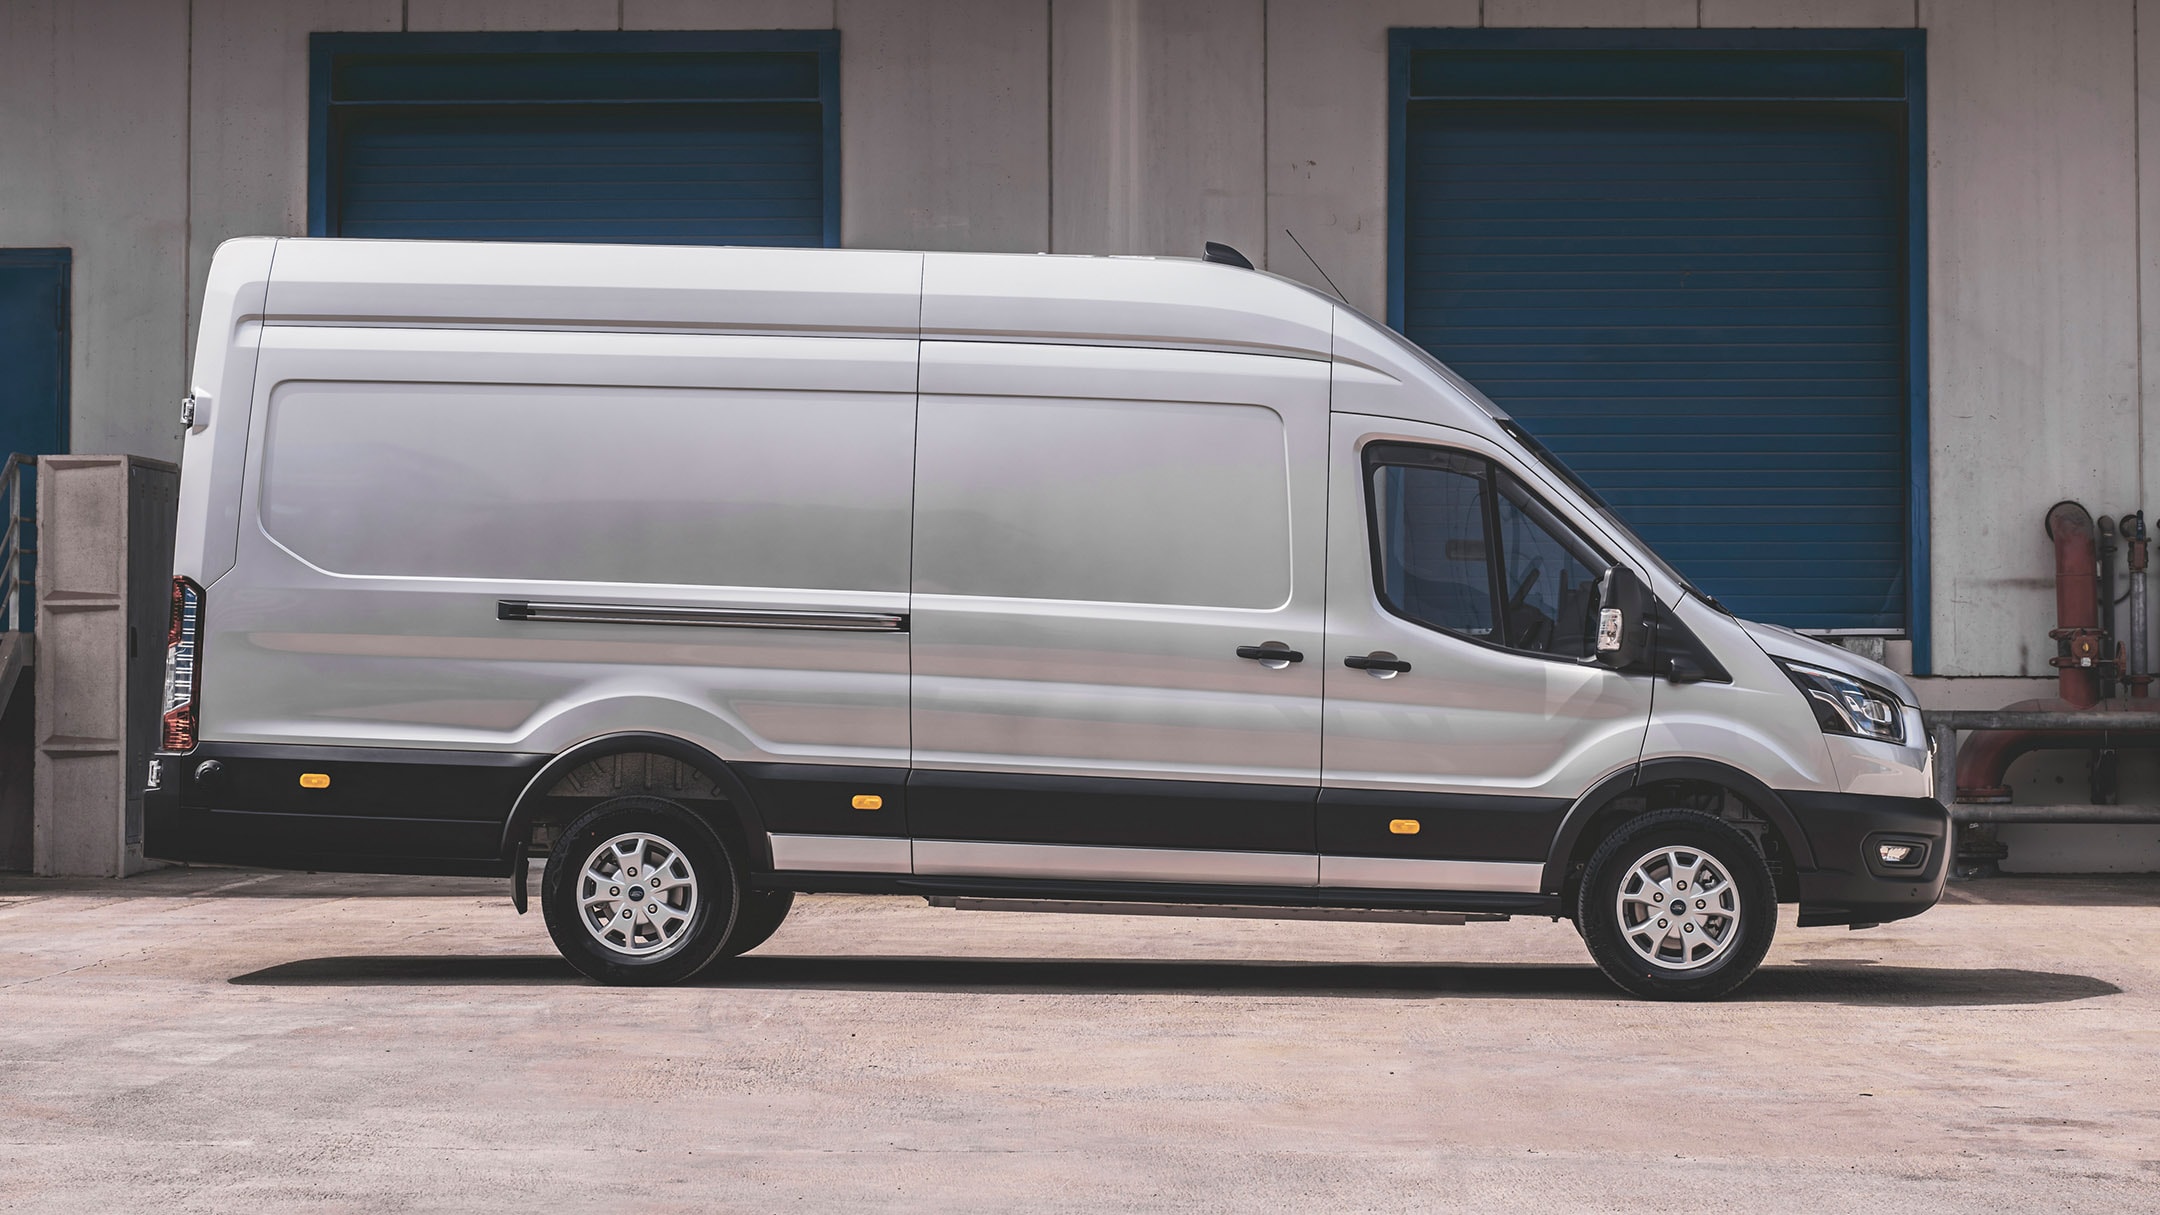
top-left (1595, 564), bottom-right (1654, 671)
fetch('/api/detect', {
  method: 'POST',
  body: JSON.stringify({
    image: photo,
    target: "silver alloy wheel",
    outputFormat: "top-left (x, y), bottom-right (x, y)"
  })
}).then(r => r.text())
top-left (1613, 844), bottom-right (1743, 971)
top-left (576, 831), bottom-right (700, 958)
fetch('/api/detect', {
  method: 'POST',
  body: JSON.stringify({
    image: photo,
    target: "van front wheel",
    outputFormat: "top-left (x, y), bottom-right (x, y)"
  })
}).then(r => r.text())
top-left (1576, 809), bottom-right (1777, 1000)
top-left (542, 795), bottom-right (740, 986)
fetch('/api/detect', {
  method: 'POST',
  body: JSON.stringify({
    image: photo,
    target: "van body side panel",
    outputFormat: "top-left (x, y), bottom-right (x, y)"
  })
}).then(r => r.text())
top-left (206, 328), bottom-right (914, 775)
top-left (1640, 597), bottom-right (1845, 797)
top-left (906, 343), bottom-right (1329, 871)
top-left (1320, 414), bottom-right (1655, 871)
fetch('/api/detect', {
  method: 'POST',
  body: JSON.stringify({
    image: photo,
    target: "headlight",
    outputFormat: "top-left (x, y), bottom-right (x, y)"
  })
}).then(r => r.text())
top-left (1777, 660), bottom-right (1906, 745)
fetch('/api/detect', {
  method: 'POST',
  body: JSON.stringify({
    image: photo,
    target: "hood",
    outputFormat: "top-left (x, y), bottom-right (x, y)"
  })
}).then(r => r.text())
top-left (1738, 620), bottom-right (1919, 708)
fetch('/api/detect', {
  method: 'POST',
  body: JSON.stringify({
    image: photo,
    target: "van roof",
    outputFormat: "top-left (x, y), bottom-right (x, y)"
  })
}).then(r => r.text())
top-left (256, 238), bottom-right (1338, 360)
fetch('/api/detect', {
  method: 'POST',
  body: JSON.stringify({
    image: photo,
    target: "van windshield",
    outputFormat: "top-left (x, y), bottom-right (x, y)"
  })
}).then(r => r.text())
top-left (1496, 419), bottom-right (1723, 613)
top-left (1348, 307), bottom-right (1723, 613)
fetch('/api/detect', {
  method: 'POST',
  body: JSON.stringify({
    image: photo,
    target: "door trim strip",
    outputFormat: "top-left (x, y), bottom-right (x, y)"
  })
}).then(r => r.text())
top-left (768, 833), bottom-right (912, 874)
top-left (913, 839), bottom-right (1319, 886)
top-left (769, 835), bottom-right (1545, 894)
top-left (499, 601), bottom-right (906, 631)
top-left (1319, 854), bottom-right (1544, 893)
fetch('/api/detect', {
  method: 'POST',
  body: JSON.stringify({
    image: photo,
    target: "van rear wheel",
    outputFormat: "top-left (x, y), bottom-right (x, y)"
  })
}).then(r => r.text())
top-left (541, 795), bottom-right (739, 986)
top-left (1576, 809), bottom-right (1777, 1001)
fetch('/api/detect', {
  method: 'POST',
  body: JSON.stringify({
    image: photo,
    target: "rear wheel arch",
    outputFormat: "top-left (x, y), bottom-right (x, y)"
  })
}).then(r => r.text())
top-left (501, 732), bottom-right (768, 871)
top-left (1545, 758), bottom-right (1813, 905)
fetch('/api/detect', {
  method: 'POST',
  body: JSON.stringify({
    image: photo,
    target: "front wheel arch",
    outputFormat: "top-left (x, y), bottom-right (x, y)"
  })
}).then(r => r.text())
top-left (1543, 758), bottom-right (1815, 900)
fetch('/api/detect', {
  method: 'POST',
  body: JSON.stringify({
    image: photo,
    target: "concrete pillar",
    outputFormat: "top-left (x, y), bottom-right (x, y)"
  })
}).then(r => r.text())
top-left (838, 0), bottom-right (1051, 252)
top-left (1051, 0), bottom-right (1265, 259)
top-left (33, 455), bottom-right (177, 877)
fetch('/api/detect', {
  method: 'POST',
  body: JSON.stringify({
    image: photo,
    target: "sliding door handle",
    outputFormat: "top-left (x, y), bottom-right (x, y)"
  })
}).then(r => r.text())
top-left (1236, 644), bottom-right (1304, 668)
top-left (1344, 653), bottom-right (1413, 676)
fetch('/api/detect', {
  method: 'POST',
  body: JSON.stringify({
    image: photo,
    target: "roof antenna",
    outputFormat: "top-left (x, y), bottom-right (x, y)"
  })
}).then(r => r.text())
top-left (1283, 229), bottom-right (1345, 301)
top-left (1202, 241), bottom-right (1254, 269)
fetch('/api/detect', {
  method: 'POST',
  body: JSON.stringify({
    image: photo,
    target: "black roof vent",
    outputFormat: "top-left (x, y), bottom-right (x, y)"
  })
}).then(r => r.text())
top-left (1202, 241), bottom-right (1254, 270)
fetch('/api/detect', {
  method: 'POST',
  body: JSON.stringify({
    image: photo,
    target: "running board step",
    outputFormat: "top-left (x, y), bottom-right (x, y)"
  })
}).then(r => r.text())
top-left (925, 896), bottom-right (1508, 925)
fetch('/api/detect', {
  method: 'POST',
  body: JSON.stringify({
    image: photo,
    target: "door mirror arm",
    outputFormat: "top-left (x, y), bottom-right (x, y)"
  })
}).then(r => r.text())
top-left (1593, 564), bottom-right (1655, 673)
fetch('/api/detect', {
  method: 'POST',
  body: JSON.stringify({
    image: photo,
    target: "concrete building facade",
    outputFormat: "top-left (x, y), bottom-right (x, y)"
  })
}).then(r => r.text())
top-left (4, 0), bottom-right (2158, 866)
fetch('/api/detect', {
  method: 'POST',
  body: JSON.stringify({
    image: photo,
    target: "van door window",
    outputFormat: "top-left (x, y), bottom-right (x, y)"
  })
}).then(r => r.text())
top-left (1493, 473), bottom-right (1606, 659)
top-left (1366, 444), bottom-right (1609, 660)
top-left (1369, 453), bottom-right (1498, 639)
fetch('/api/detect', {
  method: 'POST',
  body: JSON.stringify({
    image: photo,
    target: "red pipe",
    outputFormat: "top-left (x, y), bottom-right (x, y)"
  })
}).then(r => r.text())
top-left (1955, 502), bottom-right (2160, 802)
top-left (2045, 501), bottom-right (2102, 708)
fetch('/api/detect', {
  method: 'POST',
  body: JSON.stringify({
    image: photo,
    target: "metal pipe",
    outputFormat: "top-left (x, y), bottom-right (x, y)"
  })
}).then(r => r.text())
top-left (2046, 501), bottom-right (2103, 708)
top-left (1951, 502), bottom-right (2144, 802)
top-left (1951, 804), bottom-right (2160, 824)
top-left (2128, 511), bottom-right (2150, 697)
top-left (2100, 514), bottom-right (2118, 699)
top-left (1950, 698), bottom-right (2160, 801)
top-left (1930, 709), bottom-right (2160, 730)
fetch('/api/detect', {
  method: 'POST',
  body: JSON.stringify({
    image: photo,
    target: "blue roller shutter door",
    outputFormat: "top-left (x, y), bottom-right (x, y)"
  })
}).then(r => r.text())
top-left (1398, 43), bottom-right (1918, 633)
top-left (317, 37), bottom-right (837, 246)
top-left (0, 249), bottom-right (68, 632)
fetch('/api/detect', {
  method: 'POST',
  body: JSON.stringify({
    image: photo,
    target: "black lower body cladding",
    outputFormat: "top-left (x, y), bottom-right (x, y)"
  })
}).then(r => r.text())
top-left (144, 739), bottom-right (1953, 940)
top-left (144, 741), bottom-right (547, 877)
top-left (1785, 791), bottom-right (1951, 927)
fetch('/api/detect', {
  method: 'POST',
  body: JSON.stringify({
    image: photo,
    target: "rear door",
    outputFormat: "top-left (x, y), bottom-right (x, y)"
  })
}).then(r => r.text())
top-left (907, 342), bottom-right (1329, 885)
top-left (1320, 415), bottom-right (1653, 893)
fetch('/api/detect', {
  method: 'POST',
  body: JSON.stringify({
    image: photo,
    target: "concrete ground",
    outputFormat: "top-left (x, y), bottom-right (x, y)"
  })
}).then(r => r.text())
top-left (0, 870), bottom-right (2156, 1213)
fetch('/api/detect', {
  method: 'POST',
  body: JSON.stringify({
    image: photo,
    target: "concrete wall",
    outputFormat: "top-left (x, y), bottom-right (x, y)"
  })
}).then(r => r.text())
top-left (840, 0), bottom-right (1049, 251)
top-left (0, 0), bottom-right (2151, 695)
top-left (1053, 0), bottom-right (1265, 258)
top-left (1927, 0), bottom-right (2141, 678)
top-left (0, 0), bottom-right (190, 459)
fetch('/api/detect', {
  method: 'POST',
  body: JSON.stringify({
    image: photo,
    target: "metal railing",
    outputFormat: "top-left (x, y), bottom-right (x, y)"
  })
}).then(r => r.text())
top-left (1924, 708), bottom-right (2160, 824)
top-left (1, 453), bottom-right (34, 632)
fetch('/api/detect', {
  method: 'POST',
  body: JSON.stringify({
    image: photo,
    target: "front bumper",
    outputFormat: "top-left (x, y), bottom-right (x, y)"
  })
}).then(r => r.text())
top-left (1784, 791), bottom-right (1950, 927)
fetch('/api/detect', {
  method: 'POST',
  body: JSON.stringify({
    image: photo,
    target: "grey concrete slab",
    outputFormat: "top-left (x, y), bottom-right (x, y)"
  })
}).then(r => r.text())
top-left (1, 868), bottom-right (2156, 1211)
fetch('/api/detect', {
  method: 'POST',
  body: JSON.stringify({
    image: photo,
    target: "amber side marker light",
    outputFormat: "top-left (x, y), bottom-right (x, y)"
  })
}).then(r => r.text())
top-left (852, 795), bottom-right (883, 810)
top-left (1389, 819), bottom-right (1420, 835)
top-left (299, 773), bottom-right (331, 789)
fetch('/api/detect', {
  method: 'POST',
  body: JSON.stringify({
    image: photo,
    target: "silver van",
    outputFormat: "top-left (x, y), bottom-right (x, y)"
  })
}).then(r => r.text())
top-left (145, 237), bottom-right (1947, 999)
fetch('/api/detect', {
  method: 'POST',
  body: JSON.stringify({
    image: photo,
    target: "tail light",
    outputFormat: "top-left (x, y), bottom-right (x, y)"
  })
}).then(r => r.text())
top-left (161, 576), bottom-right (203, 752)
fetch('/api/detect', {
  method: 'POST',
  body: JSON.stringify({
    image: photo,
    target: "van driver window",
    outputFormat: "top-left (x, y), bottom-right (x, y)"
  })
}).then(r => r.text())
top-left (1370, 456), bottom-right (1496, 638)
top-left (1494, 472), bottom-right (1606, 659)
top-left (1369, 446), bottom-right (1610, 660)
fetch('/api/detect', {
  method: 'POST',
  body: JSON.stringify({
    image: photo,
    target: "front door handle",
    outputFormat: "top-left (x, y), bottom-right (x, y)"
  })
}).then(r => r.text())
top-left (1236, 643), bottom-right (1304, 667)
top-left (1344, 653), bottom-right (1413, 676)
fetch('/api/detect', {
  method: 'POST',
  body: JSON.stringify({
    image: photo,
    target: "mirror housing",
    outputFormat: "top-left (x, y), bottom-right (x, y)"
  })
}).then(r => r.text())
top-left (1595, 564), bottom-right (1654, 671)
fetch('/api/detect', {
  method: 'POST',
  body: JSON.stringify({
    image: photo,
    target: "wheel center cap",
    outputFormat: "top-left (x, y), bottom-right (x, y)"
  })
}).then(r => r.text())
top-left (626, 885), bottom-right (646, 902)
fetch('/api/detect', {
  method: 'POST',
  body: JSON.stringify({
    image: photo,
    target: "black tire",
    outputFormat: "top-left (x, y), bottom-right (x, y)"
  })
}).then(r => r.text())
top-left (720, 889), bottom-right (796, 958)
top-left (542, 795), bottom-right (739, 986)
top-left (1576, 809), bottom-right (1778, 1001)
